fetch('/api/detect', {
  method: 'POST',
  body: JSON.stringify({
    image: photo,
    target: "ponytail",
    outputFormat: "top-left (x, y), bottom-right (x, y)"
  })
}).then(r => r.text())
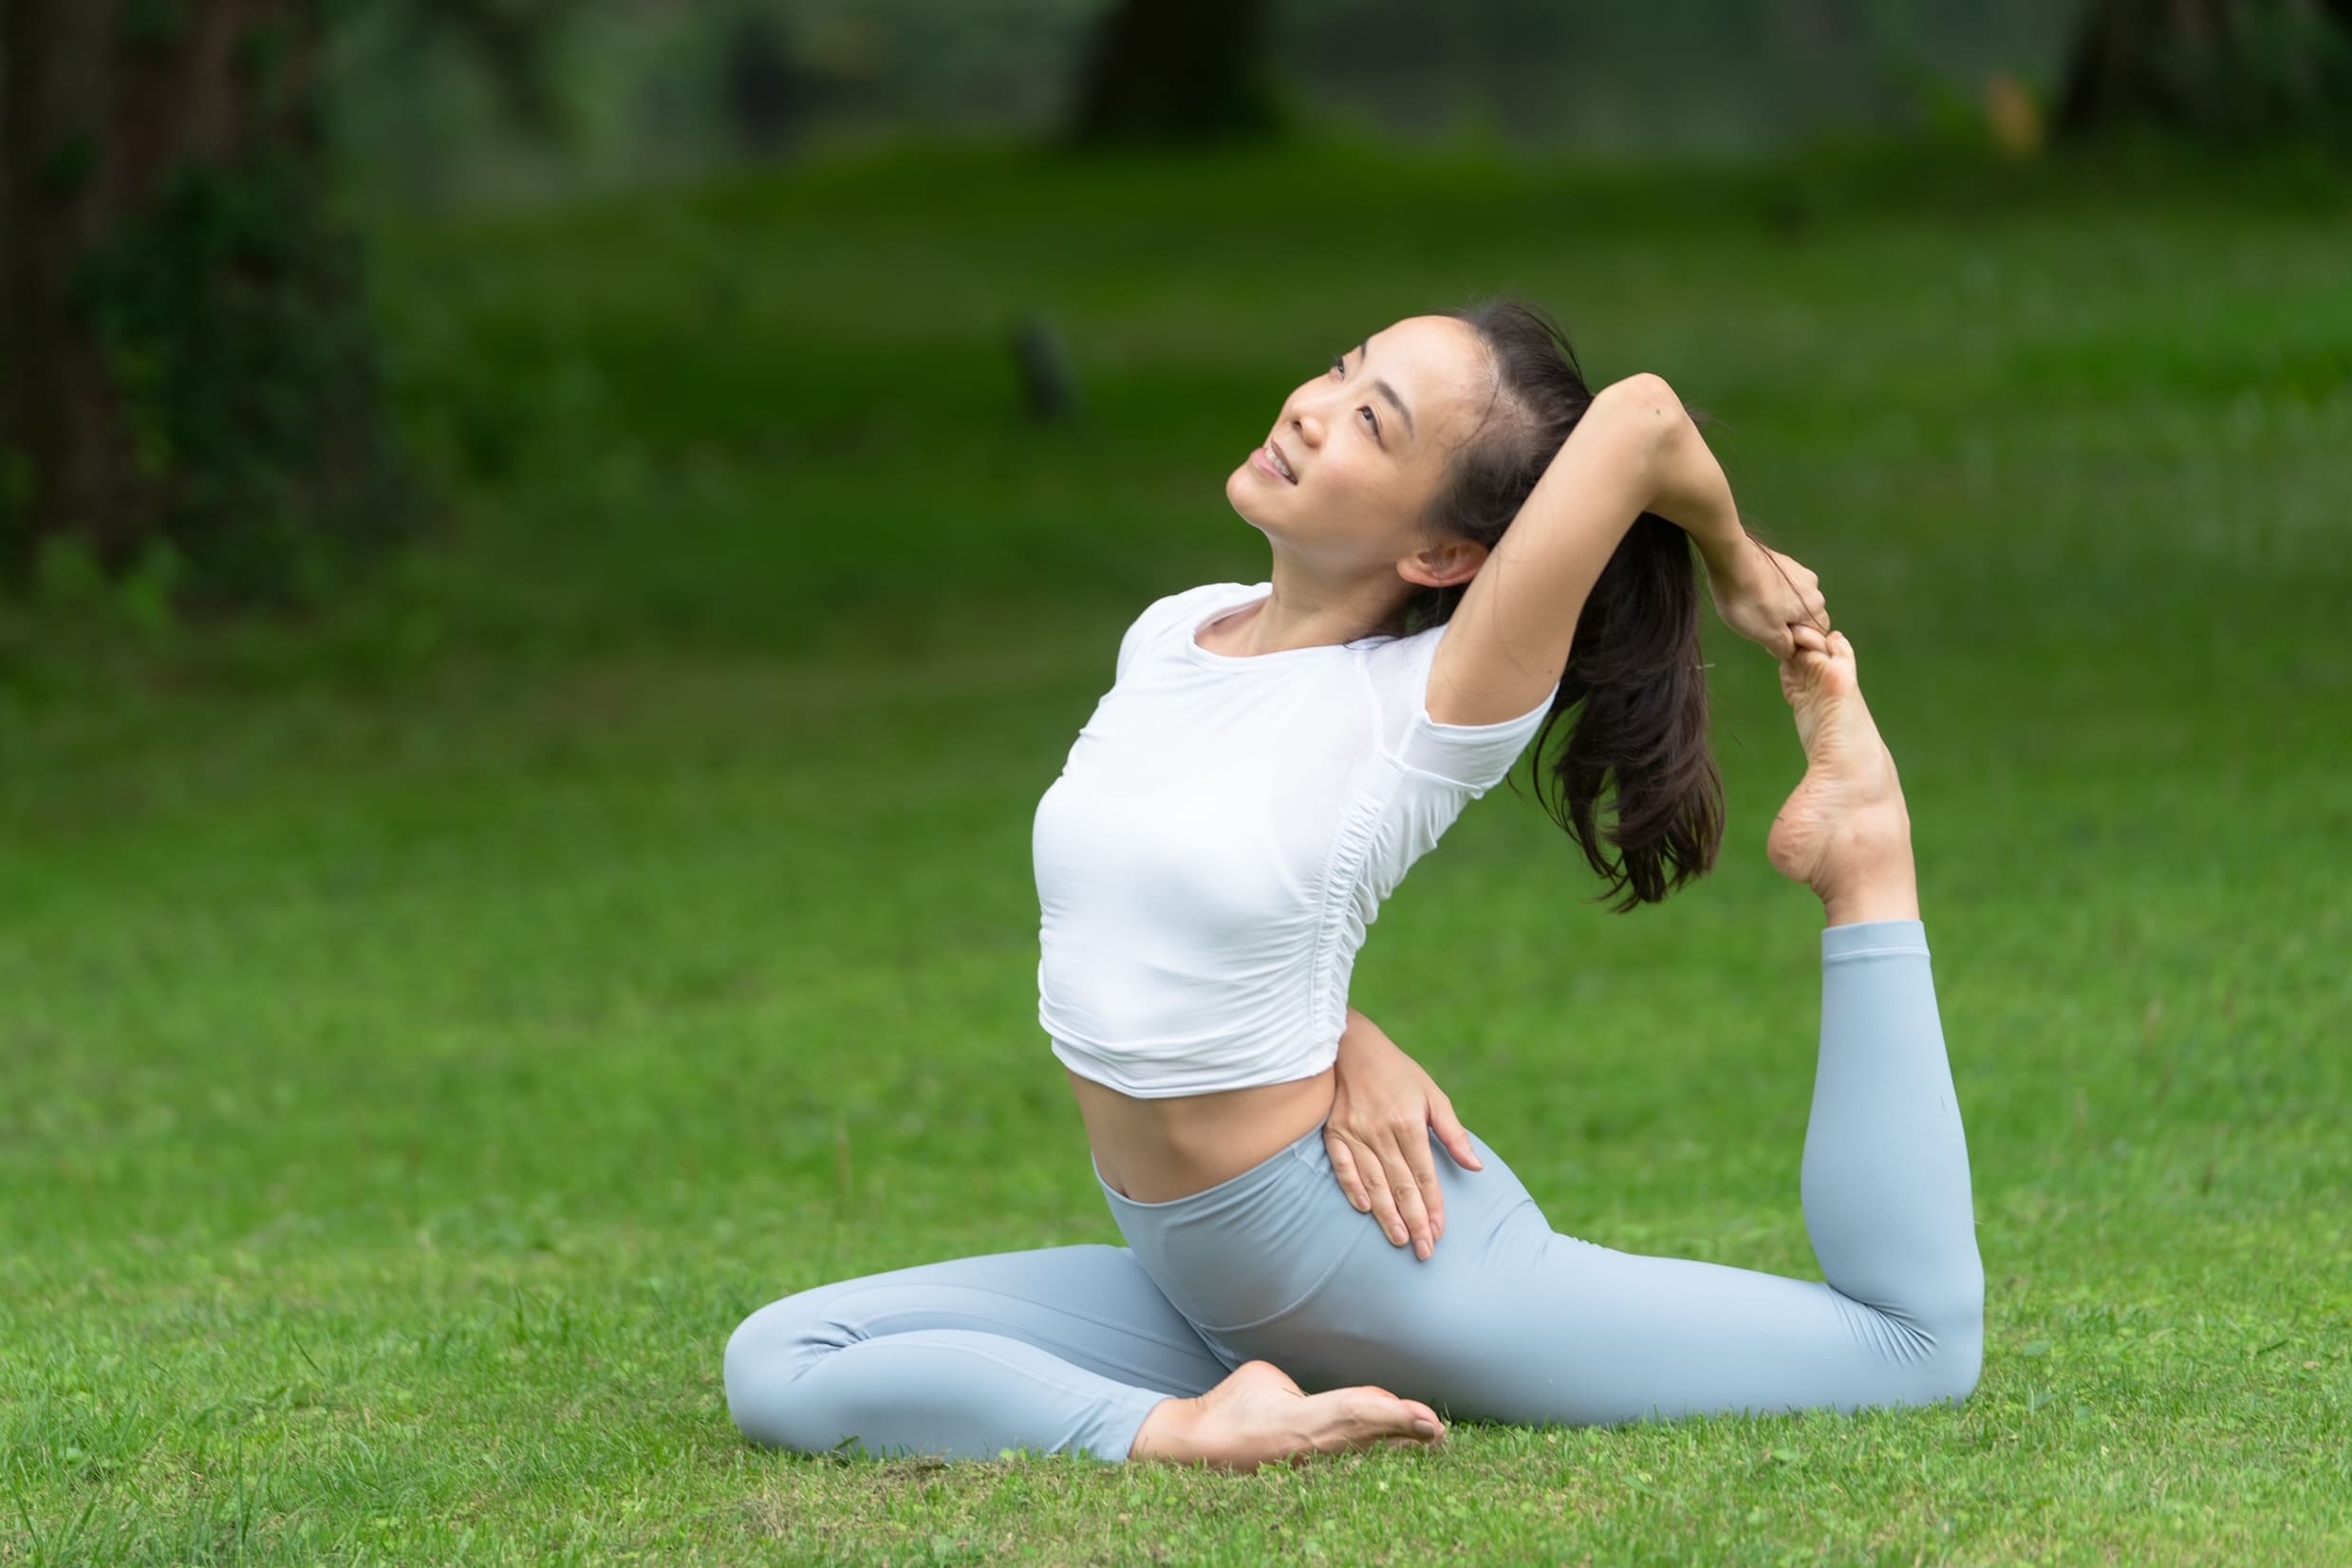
top-left (1533, 511), bottom-right (1722, 910)
top-left (1397, 297), bottom-right (1725, 910)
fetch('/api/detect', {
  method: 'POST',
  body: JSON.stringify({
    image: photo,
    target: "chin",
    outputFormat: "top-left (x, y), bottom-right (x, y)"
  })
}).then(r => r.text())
top-left (1223, 464), bottom-right (1288, 540)
top-left (1223, 468), bottom-right (1264, 525)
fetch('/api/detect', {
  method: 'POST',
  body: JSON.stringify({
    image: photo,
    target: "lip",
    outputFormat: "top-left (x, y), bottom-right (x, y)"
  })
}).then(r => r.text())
top-left (1250, 441), bottom-right (1296, 484)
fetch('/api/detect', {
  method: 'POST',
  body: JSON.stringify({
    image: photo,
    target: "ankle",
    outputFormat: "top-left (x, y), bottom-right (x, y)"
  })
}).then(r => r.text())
top-left (1129, 1395), bottom-right (1199, 1462)
top-left (1821, 860), bottom-right (1920, 927)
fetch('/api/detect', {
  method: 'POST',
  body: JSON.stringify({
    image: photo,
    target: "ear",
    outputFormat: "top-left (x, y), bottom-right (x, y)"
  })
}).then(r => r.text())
top-left (1397, 537), bottom-right (1489, 592)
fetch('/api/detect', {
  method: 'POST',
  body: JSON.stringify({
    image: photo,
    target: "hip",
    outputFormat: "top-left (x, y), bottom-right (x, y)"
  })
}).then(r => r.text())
top-left (1096, 1114), bottom-right (1547, 1372)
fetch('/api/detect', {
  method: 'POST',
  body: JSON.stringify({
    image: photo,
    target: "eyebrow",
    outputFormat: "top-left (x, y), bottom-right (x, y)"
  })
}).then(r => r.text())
top-left (1356, 337), bottom-right (1415, 442)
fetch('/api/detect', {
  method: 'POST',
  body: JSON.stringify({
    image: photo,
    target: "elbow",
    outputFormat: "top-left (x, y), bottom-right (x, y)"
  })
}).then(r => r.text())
top-left (1595, 373), bottom-right (1690, 466)
top-left (1601, 371), bottom-right (1685, 427)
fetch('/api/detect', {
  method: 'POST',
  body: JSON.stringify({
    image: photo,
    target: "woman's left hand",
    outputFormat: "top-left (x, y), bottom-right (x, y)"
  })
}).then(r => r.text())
top-left (1327, 1010), bottom-right (1484, 1262)
top-left (1708, 533), bottom-right (1829, 662)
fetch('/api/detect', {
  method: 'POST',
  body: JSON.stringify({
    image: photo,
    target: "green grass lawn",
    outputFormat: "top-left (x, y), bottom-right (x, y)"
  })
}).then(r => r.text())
top-left (4, 139), bottom-right (2349, 1564)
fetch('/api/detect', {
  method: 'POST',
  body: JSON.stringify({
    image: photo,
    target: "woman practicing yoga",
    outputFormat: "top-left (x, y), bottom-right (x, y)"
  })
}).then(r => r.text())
top-left (726, 299), bottom-right (1983, 1469)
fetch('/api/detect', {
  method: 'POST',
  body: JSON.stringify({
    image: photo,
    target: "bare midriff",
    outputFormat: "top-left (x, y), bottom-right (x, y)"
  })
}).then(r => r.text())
top-left (1069, 1066), bottom-right (1338, 1203)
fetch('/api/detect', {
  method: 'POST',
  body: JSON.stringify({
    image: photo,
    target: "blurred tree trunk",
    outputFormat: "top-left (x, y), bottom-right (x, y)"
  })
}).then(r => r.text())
top-left (1067, 0), bottom-right (1284, 147)
top-left (1, 0), bottom-right (390, 603)
top-left (2058, 0), bottom-right (2352, 136)
top-left (723, 11), bottom-right (810, 159)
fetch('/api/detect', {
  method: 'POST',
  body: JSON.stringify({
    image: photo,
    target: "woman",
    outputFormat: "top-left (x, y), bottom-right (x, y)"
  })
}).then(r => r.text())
top-left (726, 300), bottom-right (1983, 1470)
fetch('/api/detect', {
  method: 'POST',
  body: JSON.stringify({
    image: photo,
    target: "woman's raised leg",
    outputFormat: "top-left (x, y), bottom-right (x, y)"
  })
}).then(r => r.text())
top-left (1485, 625), bottom-right (1979, 1419)
top-left (1503, 625), bottom-right (1981, 1418)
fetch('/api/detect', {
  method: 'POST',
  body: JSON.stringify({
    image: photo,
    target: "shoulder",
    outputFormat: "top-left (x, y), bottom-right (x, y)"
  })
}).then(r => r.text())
top-left (1357, 619), bottom-right (1556, 794)
top-left (1115, 581), bottom-right (1258, 681)
top-left (1354, 619), bottom-right (1446, 683)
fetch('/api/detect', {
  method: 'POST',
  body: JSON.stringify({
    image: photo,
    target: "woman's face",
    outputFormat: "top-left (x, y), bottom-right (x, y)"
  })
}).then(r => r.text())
top-left (1224, 313), bottom-right (1494, 578)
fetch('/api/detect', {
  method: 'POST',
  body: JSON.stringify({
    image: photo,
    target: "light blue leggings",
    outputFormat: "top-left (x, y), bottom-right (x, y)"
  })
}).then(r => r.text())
top-left (725, 919), bottom-right (1983, 1461)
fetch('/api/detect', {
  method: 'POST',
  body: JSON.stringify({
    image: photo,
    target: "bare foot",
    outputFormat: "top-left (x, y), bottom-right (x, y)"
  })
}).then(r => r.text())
top-left (1767, 627), bottom-right (1918, 924)
top-left (1129, 1360), bottom-right (1447, 1472)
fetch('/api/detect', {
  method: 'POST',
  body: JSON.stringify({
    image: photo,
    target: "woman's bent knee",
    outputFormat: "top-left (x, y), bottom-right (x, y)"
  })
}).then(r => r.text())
top-left (1922, 1253), bottom-right (1986, 1406)
top-left (724, 1292), bottom-right (826, 1448)
top-left (1939, 1330), bottom-right (1985, 1406)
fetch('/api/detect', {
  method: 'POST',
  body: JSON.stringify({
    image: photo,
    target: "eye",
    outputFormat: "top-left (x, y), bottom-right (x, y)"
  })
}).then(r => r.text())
top-left (1330, 350), bottom-right (1379, 440)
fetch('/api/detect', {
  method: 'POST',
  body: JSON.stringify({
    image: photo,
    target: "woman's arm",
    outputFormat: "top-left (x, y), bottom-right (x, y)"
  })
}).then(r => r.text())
top-left (1423, 374), bottom-right (1807, 725)
top-left (1633, 375), bottom-right (1749, 564)
top-left (1326, 1006), bottom-right (1484, 1262)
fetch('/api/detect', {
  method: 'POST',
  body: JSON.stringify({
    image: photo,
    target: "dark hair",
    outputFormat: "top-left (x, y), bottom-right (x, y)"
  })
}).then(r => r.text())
top-left (1377, 297), bottom-right (1726, 912)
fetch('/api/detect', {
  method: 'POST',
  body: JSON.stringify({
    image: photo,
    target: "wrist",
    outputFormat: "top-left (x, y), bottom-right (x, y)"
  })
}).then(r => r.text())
top-left (1337, 1008), bottom-right (1372, 1050)
top-left (1699, 530), bottom-right (1756, 587)
top-left (1337, 1007), bottom-right (1398, 1063)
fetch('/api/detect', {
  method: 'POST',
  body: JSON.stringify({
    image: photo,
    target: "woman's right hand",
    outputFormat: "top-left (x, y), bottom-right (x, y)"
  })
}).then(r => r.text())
top-left (1326, 1009), bottom-right (1484, 1262)
top-left (1708, 533), bottom-right (1829, 662)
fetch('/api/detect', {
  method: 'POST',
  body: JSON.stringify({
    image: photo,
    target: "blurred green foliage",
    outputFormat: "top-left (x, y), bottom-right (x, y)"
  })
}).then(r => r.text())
top-left (326, 0), bottom-right (2082, 210)
top-left (73, 152), bottom-right (403, 607)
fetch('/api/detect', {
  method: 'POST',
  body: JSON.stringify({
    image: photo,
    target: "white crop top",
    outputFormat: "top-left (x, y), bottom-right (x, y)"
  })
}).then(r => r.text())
top-left (1033, 580), bottom-right (1560, 1098)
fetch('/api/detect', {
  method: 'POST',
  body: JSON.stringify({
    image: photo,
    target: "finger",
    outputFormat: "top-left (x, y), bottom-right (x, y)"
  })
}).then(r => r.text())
top-left (1380, 1145), bottom-right (1433, 1260)
top-left (1767, 624), bottom-right (1794, 662)
top-left (1788, 623), bottom-right (1827, 657)
top-left (1325, 1130), bottom-right (1371, 1213)
top-left (1353, 1141), bottom-right (1408, 1246)
top-left (1431, 1095), bottom-right (1483, 1171)
top-left (1401, 1123), bottom-right (1446, 1249)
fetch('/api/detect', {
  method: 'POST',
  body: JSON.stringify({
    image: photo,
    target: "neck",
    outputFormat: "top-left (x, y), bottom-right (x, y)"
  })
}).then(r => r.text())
top-left (1228, 555), bottom-right (1407, 656)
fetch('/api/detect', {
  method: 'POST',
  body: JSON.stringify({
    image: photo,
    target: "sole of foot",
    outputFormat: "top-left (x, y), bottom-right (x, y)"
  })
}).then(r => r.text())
top-left (1129, 1359), bottom-right (1447, 1472)
top-left (1767, 627), bottom-right (1916, 920)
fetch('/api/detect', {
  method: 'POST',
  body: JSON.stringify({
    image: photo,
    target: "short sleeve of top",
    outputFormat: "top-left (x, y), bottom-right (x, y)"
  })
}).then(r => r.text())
top-left (1360, 617), bottom-right (1558, 796)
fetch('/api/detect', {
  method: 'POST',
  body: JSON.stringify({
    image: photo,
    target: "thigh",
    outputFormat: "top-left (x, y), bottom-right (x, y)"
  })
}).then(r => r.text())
top-left (1232, 1134), bottom-right (1961, 1424)
top-left (734, 1242), bottom-right (1230, 1399)
top-left (1401, 1230), bottom-right (1921, 1425)
top-left (1164, 1123), bottom-right (1552, 1391)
